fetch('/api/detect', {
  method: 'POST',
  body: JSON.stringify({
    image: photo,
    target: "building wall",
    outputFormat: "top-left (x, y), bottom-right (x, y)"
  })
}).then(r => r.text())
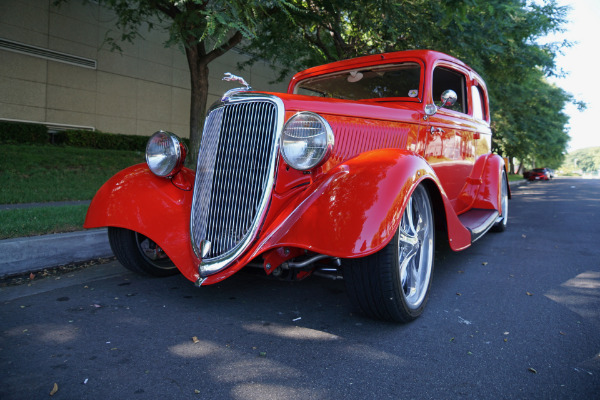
top-left (0, 0), bottom-right (288, 138)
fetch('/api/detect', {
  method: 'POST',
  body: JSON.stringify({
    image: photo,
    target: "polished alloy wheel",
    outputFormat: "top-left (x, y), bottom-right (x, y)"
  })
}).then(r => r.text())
top-left (493, 171), bottom-right (509, 232)
top-left (135, 232), bottom-right (175, 271)
top-left (108, 227), bottom-right (178, 277)
top-left (343, 183), bottom-right (435, 322)
top-left (398, 185), bottom-right (434, 310)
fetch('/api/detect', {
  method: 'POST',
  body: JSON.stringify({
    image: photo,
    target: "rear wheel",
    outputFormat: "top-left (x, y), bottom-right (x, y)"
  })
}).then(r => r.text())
top-left (343, 184), bottom-right (435, 322)
top-left (492, 171), bottom-right (509, 232)
top-left (108, 227), bottom-right (178, 277)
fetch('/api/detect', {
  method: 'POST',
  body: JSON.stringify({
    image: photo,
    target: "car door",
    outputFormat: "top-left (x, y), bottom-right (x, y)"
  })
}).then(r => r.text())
top-left (425, 64), bottom-right (478, 211)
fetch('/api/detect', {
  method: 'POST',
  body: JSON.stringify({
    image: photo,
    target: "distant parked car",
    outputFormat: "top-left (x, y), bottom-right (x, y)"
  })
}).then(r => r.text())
top-left (524, 168), bottom-right (551, 181)
top-left (85, 50), bottom-right (509, 322)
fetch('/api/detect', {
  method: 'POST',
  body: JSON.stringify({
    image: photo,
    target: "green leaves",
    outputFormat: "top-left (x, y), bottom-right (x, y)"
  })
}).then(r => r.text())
top-left (563, 147), bottom-right (600, 173)
top-left (88, 0), bottom-right (294, 54)
top-left (58, 0), bottom-right (576, 167)
top-left (241, 0), bottom-right (575, 166)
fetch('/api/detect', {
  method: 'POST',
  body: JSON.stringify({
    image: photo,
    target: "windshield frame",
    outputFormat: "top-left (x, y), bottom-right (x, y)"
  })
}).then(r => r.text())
top-left (292, 59), bottom-right (425, 103)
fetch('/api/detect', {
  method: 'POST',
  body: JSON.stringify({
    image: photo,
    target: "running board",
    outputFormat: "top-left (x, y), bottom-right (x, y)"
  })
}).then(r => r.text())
top-left (457, 209), bottom-right (499, 243)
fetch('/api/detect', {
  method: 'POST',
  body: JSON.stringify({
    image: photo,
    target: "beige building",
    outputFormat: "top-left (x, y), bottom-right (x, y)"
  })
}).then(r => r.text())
top-left (0, 0), bottom-right (287, 138)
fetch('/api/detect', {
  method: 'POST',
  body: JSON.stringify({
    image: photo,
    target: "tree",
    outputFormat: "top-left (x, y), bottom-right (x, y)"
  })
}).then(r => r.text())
top-left (56, 0), bottom-right (578, 169)
top-left (241, 0), bottom-right (441, 81)
top-left (563, 147), bottom-right (600, 174)
top-left (56, 0), bottom-right (290, 166)
top-left (242, 0), bottom-right (578, 170)
top-left (491, 67), bottom-right (573, 170)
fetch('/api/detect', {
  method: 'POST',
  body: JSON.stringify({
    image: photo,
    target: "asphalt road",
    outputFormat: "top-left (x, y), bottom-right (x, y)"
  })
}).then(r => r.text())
top-left (1, 177), bottom-right (599, 399)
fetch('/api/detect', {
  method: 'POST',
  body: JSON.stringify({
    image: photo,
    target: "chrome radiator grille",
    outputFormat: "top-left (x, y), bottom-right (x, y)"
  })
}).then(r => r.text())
top-left (190, 98), bottom-right (280, 264)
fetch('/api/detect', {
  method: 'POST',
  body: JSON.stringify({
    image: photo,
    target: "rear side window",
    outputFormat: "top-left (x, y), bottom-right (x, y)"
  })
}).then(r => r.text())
top-left (471, 85), bottom-right (487, 121)
top-left (432, 67), bottom-right (468, 114)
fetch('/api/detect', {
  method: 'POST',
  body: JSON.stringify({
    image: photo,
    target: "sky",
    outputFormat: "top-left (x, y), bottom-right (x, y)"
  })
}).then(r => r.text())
top-left (546, 0), bottom-right (600, 152)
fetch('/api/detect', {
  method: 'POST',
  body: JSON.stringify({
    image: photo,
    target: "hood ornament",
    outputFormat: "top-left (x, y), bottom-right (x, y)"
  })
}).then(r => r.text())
top-left (221, 72), bottom-right (252, 102)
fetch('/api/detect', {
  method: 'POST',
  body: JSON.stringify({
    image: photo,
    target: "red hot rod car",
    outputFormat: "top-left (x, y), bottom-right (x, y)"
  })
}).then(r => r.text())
top-left (85, 50), bottom-right (509, 322)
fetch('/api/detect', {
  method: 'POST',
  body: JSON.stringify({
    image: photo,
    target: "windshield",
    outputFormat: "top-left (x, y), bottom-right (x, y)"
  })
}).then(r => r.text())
top-left (295, 62), bottom-right (422, 101)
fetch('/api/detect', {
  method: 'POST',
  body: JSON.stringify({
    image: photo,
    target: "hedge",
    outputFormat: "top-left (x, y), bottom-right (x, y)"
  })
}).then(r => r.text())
top-left (0, 121), bottom-right (48, 144)
top-left (52, 129), bottom-right (149, 151)
top-left (0, 121), bottom-right (190, 151)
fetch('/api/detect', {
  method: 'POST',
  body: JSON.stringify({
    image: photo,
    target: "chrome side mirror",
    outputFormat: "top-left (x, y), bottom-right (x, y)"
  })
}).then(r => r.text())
top-left (440, 89), bottom-right (457, 108)
top-left (423, 89), bottom-right (458, 120)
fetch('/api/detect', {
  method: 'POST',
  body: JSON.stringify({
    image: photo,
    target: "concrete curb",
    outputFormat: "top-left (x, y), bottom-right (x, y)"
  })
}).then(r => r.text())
top-left (0, 229), bottom-right (113, 278)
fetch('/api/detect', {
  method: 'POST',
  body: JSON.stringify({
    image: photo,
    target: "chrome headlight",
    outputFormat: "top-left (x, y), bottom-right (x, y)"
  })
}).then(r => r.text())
top-left (280, 112), bottom-right (334, 170)
top-left (146, 131), bottom-right (186, 177)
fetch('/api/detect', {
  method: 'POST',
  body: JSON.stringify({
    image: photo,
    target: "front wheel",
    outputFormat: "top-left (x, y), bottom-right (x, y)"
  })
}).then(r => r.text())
top-left (343, 184), bottom-right (435, 322)
top-left (108, 227), bottom-right (178, 277)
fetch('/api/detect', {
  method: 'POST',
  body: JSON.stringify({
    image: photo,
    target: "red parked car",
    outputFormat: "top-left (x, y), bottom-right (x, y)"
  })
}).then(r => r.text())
top-left (524, 168), bottom-right (551, 181)
top-left (85, 50), bottom-right (509, 322)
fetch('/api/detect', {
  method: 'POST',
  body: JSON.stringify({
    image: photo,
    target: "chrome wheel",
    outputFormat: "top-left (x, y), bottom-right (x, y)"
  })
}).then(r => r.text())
top-left (398, 185), bottom-right (434, 310)
top-left (108, 227), bottom-right (178, 277)
top-left (343, 183), bottom-right (435, 322)
top-left (135, 232), bottom-right (176, 271)
top-left (492, 171), bottom-right (509, 232)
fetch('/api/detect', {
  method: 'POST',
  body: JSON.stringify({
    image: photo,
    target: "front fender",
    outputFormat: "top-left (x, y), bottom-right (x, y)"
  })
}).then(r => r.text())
top-left (256, 149), bottom-right (471, 258)
top-left (84, 164), bottom-right (200, 282)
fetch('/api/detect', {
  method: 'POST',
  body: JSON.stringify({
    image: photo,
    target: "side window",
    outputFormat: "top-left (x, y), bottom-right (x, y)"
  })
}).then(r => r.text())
top-left (432, 67), bottom-right (468, 114)
top-left (471, 85), bottom-right (486, 121)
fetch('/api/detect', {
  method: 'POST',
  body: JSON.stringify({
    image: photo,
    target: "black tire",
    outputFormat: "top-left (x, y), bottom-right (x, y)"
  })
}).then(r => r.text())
top-left (492, 170), bottom-right (509, 232)
top-left (108, 227), bottom-right (178, 277)
top-left (343, 185), bottom-right (435, 322)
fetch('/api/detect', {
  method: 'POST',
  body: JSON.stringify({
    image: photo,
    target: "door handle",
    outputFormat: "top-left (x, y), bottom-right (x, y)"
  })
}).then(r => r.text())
top-left (430, 127), bottom-right (445, 134)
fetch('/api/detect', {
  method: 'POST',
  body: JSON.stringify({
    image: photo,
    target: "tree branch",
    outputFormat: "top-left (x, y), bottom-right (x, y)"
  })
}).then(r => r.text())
top-left (205, 31), bottom-right (244, 64)
top-left (151, 0), bottom-right (181, 19)
top-left (303, 26), bottom-right (334, 62)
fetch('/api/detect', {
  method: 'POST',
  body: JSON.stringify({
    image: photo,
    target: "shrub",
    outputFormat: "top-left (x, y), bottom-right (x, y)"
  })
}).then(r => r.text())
top-left (0, 121), bottom-right (48, 144)
top-left (53, 129), bottom-right (149, 151)
top-left (1, 121), bottom-right (190, 151)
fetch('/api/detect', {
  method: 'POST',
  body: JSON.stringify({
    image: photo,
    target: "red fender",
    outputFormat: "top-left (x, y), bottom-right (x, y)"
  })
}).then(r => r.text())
top-left (84, 164), bottom-right (200, 283)
top-left (255, 149), bottom-right (472, 258)
top-left (199, 149), bottom-right (472, 285)
top-left (85, 155), bottom-right (475, 286)
top-left (472, 154), bottom-right (507, 211)
top-left (456, 154), bottom-right (491, 213)
top-left (202, 149), bottom-right (471, 285)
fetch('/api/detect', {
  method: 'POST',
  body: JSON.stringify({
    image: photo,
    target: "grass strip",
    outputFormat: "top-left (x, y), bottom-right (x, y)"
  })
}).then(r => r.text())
top-left (0, 144), bottom-right (143, 204)
top-left (508, 174), bottom-right (524, 182)
top-left (0, 204), bottom-right (89, 239)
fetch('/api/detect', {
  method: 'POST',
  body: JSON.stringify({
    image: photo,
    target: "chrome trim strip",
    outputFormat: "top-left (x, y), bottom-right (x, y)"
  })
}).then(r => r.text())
top-left (190, 93), bottom-right (285, 277)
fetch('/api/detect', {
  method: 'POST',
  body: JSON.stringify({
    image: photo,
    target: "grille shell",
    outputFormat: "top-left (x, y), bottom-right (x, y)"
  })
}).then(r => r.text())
top-left (190, 95), bottom-right (284, 276)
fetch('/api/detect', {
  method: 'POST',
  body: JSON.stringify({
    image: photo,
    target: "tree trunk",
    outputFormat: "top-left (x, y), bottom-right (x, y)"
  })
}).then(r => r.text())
top-left (182, 32), bottom-right (243, 169)
top-left (185, 45), bottom-right (210, 169)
